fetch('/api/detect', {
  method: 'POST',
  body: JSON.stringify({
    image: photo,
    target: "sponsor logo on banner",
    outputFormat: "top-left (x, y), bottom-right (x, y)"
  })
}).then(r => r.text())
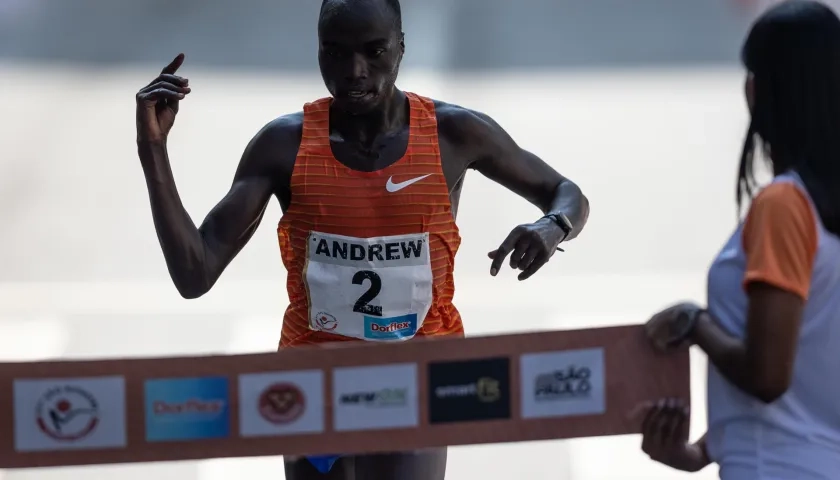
top-left (239, 370), bottom-right (325, 437)
top-left (520, 348), bottom-right (606, 419)
top-left (13, 376), bottom-right (127, 452)
top-left (36, 385), bottom-right (99, 441)
top-left (259, 383), bottom-right (305, 424)
top-left (144, 376), bottom-right (229, 442)
top-left (332, 363), bottom-right (418, 431)
top-left (338, 388), bottom-right (408, 407)
top-left (535, 365), bottom-right (592, 400)
top-left (364, 314), bottom-right (418, 340)
top-left (428, 357), bottom-right (511, 424)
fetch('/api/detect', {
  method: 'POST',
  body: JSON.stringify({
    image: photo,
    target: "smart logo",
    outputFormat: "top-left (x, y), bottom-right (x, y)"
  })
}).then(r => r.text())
top-left (144, 376), bottom-right (230, 442)
top-left (364, 313), bottom-right (418, 340)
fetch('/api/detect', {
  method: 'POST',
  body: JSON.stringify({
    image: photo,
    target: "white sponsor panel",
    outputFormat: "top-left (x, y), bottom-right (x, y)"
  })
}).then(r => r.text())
top-left (332, 363), bottom-right (419, 431)
top-left (238, 370), bottom-right (325, 437)
top-left (305, 231), bottom-right (433, 341)
top-left (13, 376), bottom-right (127, 452)
top-left (520, 348), bottom-right (606, 419)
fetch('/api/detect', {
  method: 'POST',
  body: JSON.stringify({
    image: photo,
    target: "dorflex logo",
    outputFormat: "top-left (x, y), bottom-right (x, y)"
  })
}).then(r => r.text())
top-left (332, 363), bottom-right (419, 432)
top-left (13, 376), bottom-right (127, 452)
top-left (238, 370), bottom-right (325, 437)
top-left (144, 376), bottom-right (230, 442)
top-left (364, 313), bottom-right (418, 340)
top-left (520, 348), bottom-right (606, 420)
top-left (428, 357), bottom-right (511, 424)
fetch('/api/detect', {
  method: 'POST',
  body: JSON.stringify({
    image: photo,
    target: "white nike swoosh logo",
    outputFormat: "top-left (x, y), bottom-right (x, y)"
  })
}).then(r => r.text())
top-left (385, 174), bottom-right (432, 192)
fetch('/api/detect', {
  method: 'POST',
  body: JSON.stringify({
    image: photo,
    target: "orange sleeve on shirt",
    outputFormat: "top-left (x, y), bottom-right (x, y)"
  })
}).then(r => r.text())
top-left (742, 182), bottom-right (819, 300)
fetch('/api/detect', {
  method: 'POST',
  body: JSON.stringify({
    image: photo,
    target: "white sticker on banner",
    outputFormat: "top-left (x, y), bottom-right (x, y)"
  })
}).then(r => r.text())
top-left (520, 348), bottom-right (606, 419)
top-left (238, 370), bottom-right (325, 437)
top-left (14, 376), bottom-right (127, 452)
top-left (332, 363), bottom-right (419, 432)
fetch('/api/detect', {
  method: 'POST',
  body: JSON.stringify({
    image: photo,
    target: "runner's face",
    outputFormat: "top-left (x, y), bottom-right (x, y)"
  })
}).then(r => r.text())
top-left (318, 4), bottom-right (404, 115)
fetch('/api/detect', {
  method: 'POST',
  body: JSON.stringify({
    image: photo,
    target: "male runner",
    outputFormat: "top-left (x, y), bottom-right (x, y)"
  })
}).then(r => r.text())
top-left (135, 0), bottom-right (589, 478)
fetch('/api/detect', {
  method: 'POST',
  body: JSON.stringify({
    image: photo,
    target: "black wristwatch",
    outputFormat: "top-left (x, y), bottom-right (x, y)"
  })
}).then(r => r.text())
top-left (667, 305), bottom-right (705, 347)
top-left (542, 213), bottom-right (573, 251)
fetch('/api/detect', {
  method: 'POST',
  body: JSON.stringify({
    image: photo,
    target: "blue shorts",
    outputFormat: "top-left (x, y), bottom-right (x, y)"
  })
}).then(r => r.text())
top-left (306, 454), bottom-right (342, 474)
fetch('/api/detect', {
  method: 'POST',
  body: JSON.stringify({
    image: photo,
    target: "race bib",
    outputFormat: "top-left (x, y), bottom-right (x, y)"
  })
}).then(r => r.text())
top-left (304, 231), bottom-right (433, 342)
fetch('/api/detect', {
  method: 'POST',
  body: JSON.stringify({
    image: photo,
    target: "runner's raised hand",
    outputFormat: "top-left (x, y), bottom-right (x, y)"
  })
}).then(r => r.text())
top-left (136, 53), bottom-right (191, 143)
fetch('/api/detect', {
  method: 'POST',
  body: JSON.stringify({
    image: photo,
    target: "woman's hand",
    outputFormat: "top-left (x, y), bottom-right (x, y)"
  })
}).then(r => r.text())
top-left (645, 302), bottom-right (703, 351)
top-left (640, 398), bottom-right (710, 473)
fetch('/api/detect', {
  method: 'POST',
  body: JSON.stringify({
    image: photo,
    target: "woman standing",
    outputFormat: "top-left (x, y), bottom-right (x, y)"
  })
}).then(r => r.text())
top-left (640, 1), bottom-right (840, 478)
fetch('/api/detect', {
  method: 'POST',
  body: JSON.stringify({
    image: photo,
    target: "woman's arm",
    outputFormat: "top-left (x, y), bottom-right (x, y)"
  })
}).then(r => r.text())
top-left (692, 182), bottom-right (817, 402)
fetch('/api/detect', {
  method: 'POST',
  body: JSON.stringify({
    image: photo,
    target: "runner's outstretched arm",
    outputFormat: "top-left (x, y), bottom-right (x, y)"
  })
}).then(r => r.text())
top-left (442, 107), bottom-right (589, 280)
top-left (468, 111), bottom-right (588, 238)
top-left (135, 54), bottom-right (296, 298)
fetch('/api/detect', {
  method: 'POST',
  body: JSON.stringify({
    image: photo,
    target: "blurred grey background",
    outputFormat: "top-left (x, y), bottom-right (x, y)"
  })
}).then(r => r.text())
top-left (0, 0), bottom-right (801, 479)
top-left (1, 0), bottom-right (757, 70)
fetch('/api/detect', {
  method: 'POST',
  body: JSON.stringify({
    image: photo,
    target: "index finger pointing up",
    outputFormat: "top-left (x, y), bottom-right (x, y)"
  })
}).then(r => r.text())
top-left (161, 53), bottom-right (185, 75)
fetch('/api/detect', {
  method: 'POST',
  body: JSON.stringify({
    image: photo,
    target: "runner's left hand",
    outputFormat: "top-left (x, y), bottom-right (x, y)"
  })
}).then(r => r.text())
top-left (488, 217), bottom-right (566, 280)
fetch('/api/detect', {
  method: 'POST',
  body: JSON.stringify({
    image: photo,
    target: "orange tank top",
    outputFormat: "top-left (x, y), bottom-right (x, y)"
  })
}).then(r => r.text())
top-left (277, 92), bottom-right (463, 347)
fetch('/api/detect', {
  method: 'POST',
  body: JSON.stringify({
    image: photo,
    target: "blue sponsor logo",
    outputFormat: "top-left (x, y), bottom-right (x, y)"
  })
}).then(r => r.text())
top-left (144, 376), bottom-right (229, 442)
top-left (364, 314), bottom-right (418, 340)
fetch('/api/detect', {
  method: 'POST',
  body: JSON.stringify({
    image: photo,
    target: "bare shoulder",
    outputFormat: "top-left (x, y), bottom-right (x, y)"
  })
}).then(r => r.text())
top-left (237, 111), bottom-right (304, 179)
top-left (432, 100), bottom-right (500, 146)
top-left (430, 99), bottom-right (515, 173)
top-left (251, 111), bottom-right (304, 158)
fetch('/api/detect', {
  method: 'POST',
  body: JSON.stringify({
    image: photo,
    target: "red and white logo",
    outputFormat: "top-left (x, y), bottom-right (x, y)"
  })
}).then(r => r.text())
top-left (314, 312), bottom-right (337, 331)
top-left (258, 383), bottom-right (305, 424)
top-left (35, 385), bottom-right (99, 442)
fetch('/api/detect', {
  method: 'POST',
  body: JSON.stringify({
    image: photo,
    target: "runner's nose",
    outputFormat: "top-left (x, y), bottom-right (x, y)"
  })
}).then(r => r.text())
top-left (347, 53), bottom-right (368, 82)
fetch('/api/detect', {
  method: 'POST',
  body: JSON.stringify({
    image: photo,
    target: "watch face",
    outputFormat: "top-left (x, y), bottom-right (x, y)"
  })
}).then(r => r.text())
top-left (556, 214), bottom-right (573, 234)
top-left (666, 309), bottom-right (695, 346)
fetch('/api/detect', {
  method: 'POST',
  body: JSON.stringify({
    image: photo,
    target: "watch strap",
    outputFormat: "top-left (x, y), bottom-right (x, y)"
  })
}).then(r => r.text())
top-left (542, 213), bottom-right (572, 251)
top-left (667, 305), bottom-right (704, 347)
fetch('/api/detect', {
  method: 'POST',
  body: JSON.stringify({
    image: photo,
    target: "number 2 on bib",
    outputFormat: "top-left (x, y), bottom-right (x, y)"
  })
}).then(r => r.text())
top-left (352, 270), bottom-right (383, 317)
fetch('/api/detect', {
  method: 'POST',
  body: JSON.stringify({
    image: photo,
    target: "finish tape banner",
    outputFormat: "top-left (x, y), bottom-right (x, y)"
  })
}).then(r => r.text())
top-left (0, 325), bottom-right (689, 468)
